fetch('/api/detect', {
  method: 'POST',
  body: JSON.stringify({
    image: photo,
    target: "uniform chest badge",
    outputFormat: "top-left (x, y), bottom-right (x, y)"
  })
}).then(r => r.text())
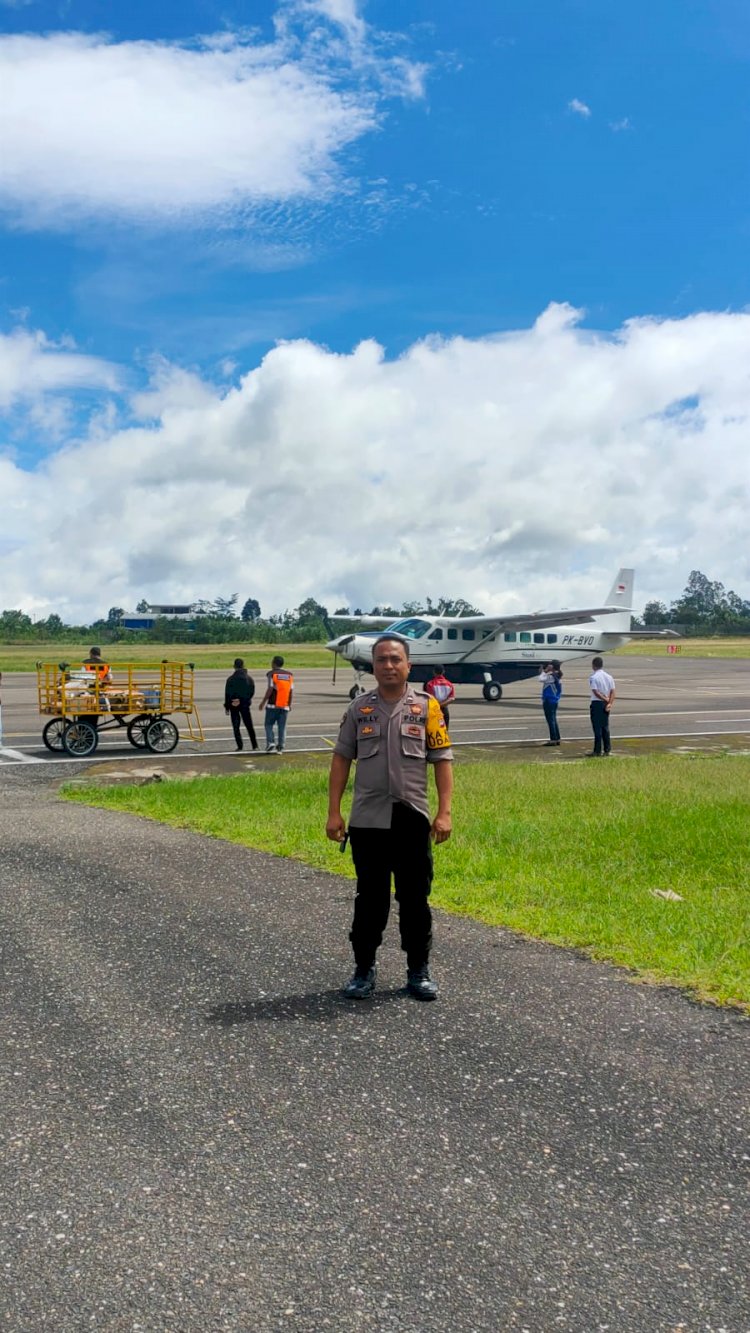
top-left (359, 705), bottom-right (375, 715)
top-left (405, 724), bottom-right (422, 737)
top-left (360, 725), bottom-right (375, 735)
top-left (409, 705), bottom-right (422, 716)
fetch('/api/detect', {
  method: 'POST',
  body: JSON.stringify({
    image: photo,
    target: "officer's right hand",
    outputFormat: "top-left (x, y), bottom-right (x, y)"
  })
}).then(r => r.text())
top-left (326, 813), bottom-right (346, 842)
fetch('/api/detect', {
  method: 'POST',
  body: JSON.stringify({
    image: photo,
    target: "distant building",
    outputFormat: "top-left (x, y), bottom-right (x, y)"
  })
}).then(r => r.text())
top-left (120, 603), bottom-right (201, 631)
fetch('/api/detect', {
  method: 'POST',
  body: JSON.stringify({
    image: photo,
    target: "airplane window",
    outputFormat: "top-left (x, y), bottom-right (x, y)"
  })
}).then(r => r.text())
top-left (382, 618), bottom-right (431, 640)
top-left (428, 629), bottom-right (443, 640)
top-left (461, 628), bottom-right (475, 641)
top-left (546, 633), bottom-right (558, 644)
top-left (504, 632), bottom-right (516, 643)
top-left (533, 633), bottom-right (545, 644)
top-left (520, 632), bottom-right (531, 643)
top-left (447, 628), bottom-right (458, 640)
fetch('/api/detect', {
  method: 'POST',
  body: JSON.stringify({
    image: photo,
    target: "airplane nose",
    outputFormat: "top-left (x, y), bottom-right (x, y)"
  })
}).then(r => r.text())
top-left (326, 634), bottom-right (355, 655)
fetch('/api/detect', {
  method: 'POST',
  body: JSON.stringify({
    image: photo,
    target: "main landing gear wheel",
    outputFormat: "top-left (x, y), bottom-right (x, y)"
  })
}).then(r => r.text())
top-left (43, 718), bottom-right (67, 752)
top-left (62, 719), bottom-right (99, 757)
top-left (127, 714), bottom-right (152, 748)
top-left (482, 681), bottom-right (503, 702)
top-left (145, 718), bottom-right (179, 754)
top-left (349, 684), bottom-right (366, 700)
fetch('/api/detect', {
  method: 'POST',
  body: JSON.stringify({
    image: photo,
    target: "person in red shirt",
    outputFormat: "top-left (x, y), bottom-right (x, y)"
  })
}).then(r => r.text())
top-left (424, 666), bottom-right (455, 730)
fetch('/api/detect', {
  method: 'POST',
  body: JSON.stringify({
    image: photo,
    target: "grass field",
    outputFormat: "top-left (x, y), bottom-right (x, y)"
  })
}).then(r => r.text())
top-left (64, 752), bottom-right (750, 1012)
top-left (619, 637), bottom-right (750, 658)
top-left (3, 636), bottom-right (749, 673)
top-left (0, 642), bottom-right (333, 672)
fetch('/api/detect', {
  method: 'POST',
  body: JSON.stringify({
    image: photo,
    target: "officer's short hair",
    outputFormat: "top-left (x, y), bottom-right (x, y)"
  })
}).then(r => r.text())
top-left (373, 635), bottom-right (410, 660)
top-left (592, 656), bottom-right (603, 669)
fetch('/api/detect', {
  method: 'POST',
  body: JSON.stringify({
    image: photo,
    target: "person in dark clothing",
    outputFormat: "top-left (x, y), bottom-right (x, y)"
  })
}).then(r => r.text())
top-left (224, 658), bottom-right (258, 751)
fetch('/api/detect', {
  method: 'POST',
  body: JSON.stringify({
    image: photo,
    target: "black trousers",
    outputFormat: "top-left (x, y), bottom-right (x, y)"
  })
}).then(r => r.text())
top-left (230, 700), bottom-right (258, 749)
top-left (349, 802), bottom-right (433, 971)
top-left (543, 699), bottom-right (560, 742)
top-left (589, 700), bottom-right (611, 755)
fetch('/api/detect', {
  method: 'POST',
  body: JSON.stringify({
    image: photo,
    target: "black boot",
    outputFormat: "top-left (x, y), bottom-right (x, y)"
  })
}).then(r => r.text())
top-left (407, 964), bottom-right (438, 1001)
top-left (343, 964), bottom-right (376, 999)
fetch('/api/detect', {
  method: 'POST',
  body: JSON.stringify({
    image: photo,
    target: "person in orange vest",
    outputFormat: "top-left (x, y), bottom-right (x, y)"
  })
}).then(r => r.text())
top-left (82, 646), bottom-right (112, 684)
top-left (259, 655), bottom-right (294, 753)
top-left (79, 646), bottom-right (112, 724)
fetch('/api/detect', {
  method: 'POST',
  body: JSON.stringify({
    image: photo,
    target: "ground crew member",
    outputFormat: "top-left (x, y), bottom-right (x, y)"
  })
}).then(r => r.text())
top-left (259, 655), bottom-right (294, 753)
top-left (82, 646), bottom-right (111, 684)
top-left (326, 635), bottom-right (453, 1002)
top-left (80, 646), bottom-right (112, 722)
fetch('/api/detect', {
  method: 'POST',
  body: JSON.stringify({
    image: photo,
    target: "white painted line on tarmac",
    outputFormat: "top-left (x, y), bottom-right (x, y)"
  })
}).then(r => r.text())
top-left (0, 746), bottom-right (43, 763)
top-left (0, 728), bottom-right (749, 768)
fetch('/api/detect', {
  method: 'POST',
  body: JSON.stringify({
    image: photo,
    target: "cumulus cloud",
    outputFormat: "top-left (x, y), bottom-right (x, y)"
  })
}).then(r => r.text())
top-left (0, 8), bottom-right (422, 226)
top-left (568, 98), bottom-right (591, 117)
top-left (2, 304), bottom-right (749, 621)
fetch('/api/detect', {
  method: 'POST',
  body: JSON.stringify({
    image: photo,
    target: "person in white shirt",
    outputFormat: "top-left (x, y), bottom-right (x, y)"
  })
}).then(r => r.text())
top-left (587, 656), bottom-right (616, 757)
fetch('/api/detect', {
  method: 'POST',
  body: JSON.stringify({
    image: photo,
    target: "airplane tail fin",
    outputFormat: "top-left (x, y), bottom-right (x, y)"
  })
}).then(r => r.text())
top-left (597, 567), bottom-right (635, 637)
top-left (604, 568), bottom-right (634, 609)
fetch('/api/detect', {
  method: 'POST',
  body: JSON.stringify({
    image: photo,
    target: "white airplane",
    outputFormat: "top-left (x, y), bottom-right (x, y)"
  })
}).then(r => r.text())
top-left (327, 568), bottom-right (660, 700)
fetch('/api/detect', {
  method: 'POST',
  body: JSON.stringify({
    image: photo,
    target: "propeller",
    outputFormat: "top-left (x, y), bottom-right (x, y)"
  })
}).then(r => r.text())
top-left (330, 634), bottom-right (355, 685)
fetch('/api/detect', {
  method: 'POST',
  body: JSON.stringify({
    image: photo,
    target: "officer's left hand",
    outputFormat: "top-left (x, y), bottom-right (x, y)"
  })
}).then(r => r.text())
top-left (431, 814), bottom-right (452, 844)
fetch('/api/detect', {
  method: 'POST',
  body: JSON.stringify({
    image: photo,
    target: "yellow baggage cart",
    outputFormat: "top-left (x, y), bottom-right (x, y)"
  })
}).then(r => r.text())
top-left (36, 660), bottom-right (205, 758)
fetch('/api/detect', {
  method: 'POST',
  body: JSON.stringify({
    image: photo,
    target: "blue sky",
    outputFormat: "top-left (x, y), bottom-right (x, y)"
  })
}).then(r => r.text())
top-left (1, 0), bottom-right (749, 618)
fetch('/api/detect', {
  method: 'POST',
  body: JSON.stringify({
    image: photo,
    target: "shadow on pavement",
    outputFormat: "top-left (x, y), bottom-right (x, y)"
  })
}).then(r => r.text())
top-left (205, 987), bottom-right (404, 1026)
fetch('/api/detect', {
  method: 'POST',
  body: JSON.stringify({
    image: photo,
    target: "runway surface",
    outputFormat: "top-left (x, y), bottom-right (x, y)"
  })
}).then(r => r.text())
top-left (0, 764), bottom-right (748, 1330)
top-left (1, 653), bottom-right (749, 765)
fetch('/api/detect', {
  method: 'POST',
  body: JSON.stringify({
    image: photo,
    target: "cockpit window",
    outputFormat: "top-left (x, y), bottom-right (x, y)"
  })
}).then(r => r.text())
top-left (384, 618), bottom-right (432, 640)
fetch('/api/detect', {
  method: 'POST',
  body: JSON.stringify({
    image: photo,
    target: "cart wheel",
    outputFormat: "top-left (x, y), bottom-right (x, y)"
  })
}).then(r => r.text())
top-left (145, 718), bottom-right (179, 754)
top-left (43, 718), bottom-right (67, 752)
top-left (127, 714), bottom-right (152, 748)
top-left (62, 719), bottom-right (99, 758)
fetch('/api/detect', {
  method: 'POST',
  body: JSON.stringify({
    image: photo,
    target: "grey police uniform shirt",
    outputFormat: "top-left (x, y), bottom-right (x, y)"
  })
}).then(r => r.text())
top-left (334, 686), bottom-right (453, 829)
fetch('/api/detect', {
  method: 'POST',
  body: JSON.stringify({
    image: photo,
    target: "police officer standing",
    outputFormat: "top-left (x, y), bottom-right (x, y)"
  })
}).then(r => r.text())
top-left (326, 635), bottom-right (453, 1001)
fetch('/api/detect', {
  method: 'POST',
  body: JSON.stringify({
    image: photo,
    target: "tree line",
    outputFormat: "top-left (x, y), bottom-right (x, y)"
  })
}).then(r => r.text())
top-left (1, 571), bottom-right (748, 643)
top-left (0, 593), bottom-right (482, 645)
top-left (633, 570), bottom-right (750, 635)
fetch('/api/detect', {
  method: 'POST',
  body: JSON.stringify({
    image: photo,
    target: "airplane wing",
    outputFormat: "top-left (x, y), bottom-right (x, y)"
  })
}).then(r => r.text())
top-left (327, 615), bottom-right (397, 627)
top-left (330, 605), bottom-right (630, 635)
top-left (446, 606), bottom-right (628, 634)
top-left (601, 628), bottom-right (680, 637)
